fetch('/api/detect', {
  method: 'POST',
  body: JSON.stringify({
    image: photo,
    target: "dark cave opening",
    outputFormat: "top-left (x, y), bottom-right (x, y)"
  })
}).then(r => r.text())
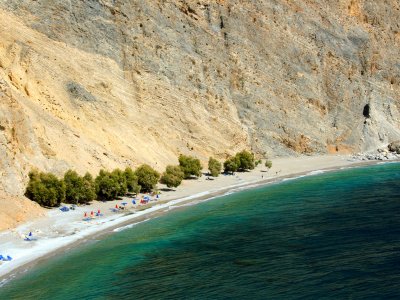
top-left (363, 104), bottom-right (370, 118)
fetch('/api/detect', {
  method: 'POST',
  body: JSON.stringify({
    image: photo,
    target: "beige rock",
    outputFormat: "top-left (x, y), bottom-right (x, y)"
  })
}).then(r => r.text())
top-left (0, 191), bottom-right (45, 231)
top-left (0, 1), bottom-right (399, 202)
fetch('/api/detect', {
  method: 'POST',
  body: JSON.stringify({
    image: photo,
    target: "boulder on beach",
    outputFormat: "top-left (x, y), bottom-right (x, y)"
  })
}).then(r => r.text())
top-left (388, 141), bottom-right (400, 154)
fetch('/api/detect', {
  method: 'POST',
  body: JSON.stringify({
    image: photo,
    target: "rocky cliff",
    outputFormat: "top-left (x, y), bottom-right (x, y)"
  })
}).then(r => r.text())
top-left (0, 0), bottom-right (399, 195)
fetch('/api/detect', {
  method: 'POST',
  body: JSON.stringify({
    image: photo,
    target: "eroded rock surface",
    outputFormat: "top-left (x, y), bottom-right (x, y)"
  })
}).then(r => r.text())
top-left (0, 0), bottom-right (400, 196)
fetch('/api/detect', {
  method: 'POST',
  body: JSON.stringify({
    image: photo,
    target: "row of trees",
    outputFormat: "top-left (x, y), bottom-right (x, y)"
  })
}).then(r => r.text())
top-left (222, 150), bottom-right (273, 174)
top-left (223, 150), bottom-right (255, 174)
top-left (25, 152), bottom-right (272, 207)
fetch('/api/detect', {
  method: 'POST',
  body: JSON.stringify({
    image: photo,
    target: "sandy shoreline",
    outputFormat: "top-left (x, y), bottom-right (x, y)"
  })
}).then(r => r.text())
top-left (0, 155), bottom-right (396, 285)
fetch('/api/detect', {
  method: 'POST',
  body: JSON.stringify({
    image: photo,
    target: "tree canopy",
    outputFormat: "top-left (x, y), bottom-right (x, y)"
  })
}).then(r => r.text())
top-left (25, 171), bottom-right (66, 207)
top-left (111, 168), bottom-right (128, 196)
top-left (223, 156), bottom-right (240, 174)
top-left (208, 157), bottom-right (222, 177)
top-left (82, 172), bottom-right (96, 202)
top-left (124, 167), bottom-right (141, 194)
top-left (223, 150), bottom-right (257, 174)
top-left (178, 154), bottom-right (202, 178)
top-left (95, 170), bottom-right (120, 201)
top-left (135, 164), bottom-right (160, 192)
top-left (236, 150), bottom-right (255, 171)
top-left (64, 170), bottom-right (95, 204)
top-left (160, 165), bottom-right (185, 188)
top-left (24, 150), bottom-right (269, 208)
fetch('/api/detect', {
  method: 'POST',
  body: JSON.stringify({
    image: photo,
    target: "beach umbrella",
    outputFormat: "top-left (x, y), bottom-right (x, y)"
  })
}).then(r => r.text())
top-left (122, 202), bottom-right (127, 206)
top-left (115, 204), bottom-right (119, 209)
top-left (132, 200), bottom-right (136, 205)
top-left (84, 212), bottom-right (87, 217)
top-left (91, 211), bottom-right (94, 216)
top-left (29, 232), bottom-right (32, 237)
top-left (98, 209), bottom-right (101, 214)
top-left (156, 194), bottom-right (160, 199)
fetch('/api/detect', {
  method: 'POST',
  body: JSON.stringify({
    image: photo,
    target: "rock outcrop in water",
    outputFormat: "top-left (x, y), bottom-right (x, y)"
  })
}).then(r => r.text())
top-left (0, 0), bottom-right (400, 196)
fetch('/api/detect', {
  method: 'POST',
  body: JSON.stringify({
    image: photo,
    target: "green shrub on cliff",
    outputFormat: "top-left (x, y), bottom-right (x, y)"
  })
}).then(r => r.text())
top-left (25, 170), bottom-right (66, 207)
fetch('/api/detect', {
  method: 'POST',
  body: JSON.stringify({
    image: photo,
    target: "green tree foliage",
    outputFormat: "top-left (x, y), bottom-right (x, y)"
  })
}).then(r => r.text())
top-left (124, 167), bottom-right (141, 194)
top-left (25, 171), bottom-right (66, 207)
top-left (160, 165), bottom-right (185, 188)
top-left (265, 160), bottom-right (272, 169)
top-left (178, 154), bottom-right (202, 178)
top-left (95, 170), bottom-right (120, 201)
top-left (224, 151), bottom-right (256, 174)
top-left (134, 164), bottom-right (160, 192)
top-left (236, 150), bottom-right (255, 171)
top-left (64, 170), bottom-right (95, 204)
top-left (95, 169), bottom-right (128, 200)
top-left (208, 157), bottom-right (222, 177)
top-left (64, 170), bottom-right (82, 204)
top-left (111, 168), bottom-right (128, 196)
top-left (223, 156), bottom-right (240, 174)
top-left (82, 172), bottom-right (96, 202)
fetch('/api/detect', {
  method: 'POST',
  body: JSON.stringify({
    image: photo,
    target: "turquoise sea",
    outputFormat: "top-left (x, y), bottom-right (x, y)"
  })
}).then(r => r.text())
top-left (1, 163), bottom-right (399, 299)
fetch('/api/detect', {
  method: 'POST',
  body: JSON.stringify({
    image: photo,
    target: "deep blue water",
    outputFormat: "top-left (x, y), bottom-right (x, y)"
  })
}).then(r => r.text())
top-left (1, 163), bottom-right (399, 299)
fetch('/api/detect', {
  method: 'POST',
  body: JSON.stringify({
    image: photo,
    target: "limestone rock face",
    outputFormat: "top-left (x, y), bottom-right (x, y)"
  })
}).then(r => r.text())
top-left (0, 0), bottom-right (400, 195)
top-left (0, 191), bottom-right (45, 231)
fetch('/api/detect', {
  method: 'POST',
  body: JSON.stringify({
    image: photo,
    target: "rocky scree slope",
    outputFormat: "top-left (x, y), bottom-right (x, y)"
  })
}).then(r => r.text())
top-left (0, 0), bottom-right (400, 198)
